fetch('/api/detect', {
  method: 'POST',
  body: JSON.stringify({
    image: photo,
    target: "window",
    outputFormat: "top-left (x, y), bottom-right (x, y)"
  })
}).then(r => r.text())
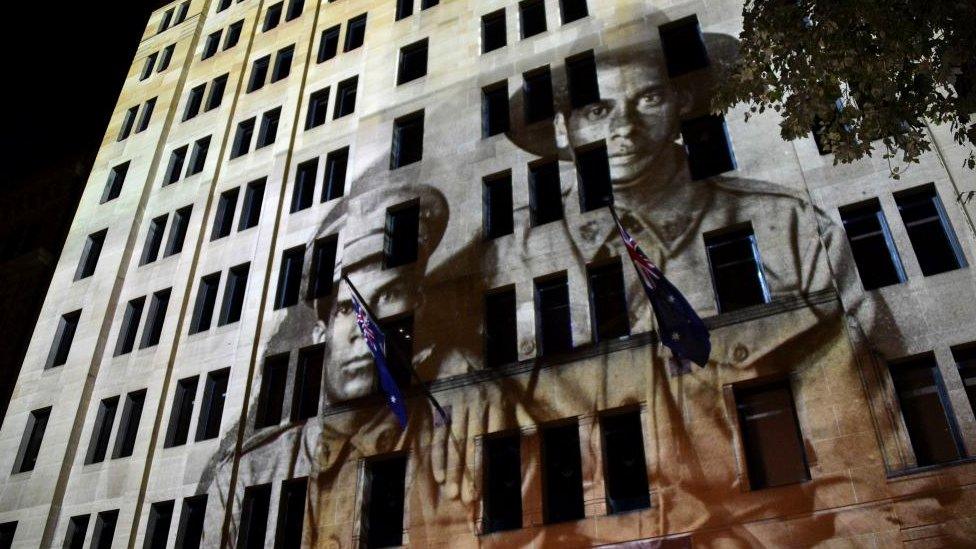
top-left (239, 178), bottom-right (266, 231)
top-left (482, 433), bottom-right (522, 533)
top-left (735, 379), bottom-right (810, 489)
top-left (164, 206), bottom-right (192, 257)
top-left (247, 55), bottom-right (271, 92)
top-left (13, 407), bottom-right (51, 473)
top-left (395, 0), bottom-right (413, 21)
top-left (954, 344), bottom-right (976, 418)
top-left (136, 98), bottom-right (156, 133)
top-left (309, 236), bottom-right (338, 299)
top-left (575, 141), bottom-right (612, 211)
top-left (271, 45), bottom-right (295, 82)
top-left (206, 74), bottom-right (229, 110)
top-left (112, 389), bottom-right (146, 459)
top-left (158, 45), bottom-right (175, 71)
top-left (189, 272), bottom-right (221, 334)
top-left (188, 136), bottom-right (211, 175)
top-left (895, 186), bottom-right (966, 276)
top-left (519, 0), bottom-right (546, 38)
top-left (421, 0), bottom-right (439, 9)
top-left (600, 410), bottom-right (649, 513)
top-left (397, 39), bottom-right (428, 85)
top-left (225, 20), bottom-right (244, 49)
top-left (292, 346), bottom-right (324, 422)
top-left (306, 87), bottom-right (331, 129)
top-left (216, 0), bottom-right (232, 12)
top-left (239, 484), bottom-right (272, 548)
top-left (257, 107), bottom-right (281, 148)
top-left (286, 0), bottom-right (304, 21)
top-left (559, 0), bottom-right (587, 24)
top-left (275, 478), bottom-right (308, 549)
top-left (219, 263), bottom-right (249, 326)
top-left (839, 199), bottom-right (907, 290)
top-left (704, 225), bottom-right (769, 313)
top-left (322, 147), bottom-right (349, 202)
top-left (541, 422), bottom-right (584, 523)
top-left (184, 84), bottom-right (206, 120)
top-left (203, 30), bottom-right (222, 59)
top-left (101, 161), bottom-right (129, 203)
top-left (196, 368), bottom-right (230, 441)
top-left (334, 76), bottom-right (358, 118)
top-left (390, 111), bottom-right (424, 168)
top-left (144, 500), bottom-right (174, 549)
top-left (318, 25), bottom-right (340, 62)
top-left (174, 2), bottom-right (190, 24)
top-left (483, 171), bottom-right (513, 239)
top-left (275, 246), bottom-right (305, 309)
top-left (659, 15), bottom-right (709, 77)
top-left (588, 260), bottom-right (628, 341)
top-left (85, 396), bottom-right (119, 464)
top-left (231, 118), bottom-right (256, 158)
top-left (47, 310), bottom-right (81, 368)
top-left (164, 146), bottom-right (188, 185)
top-left (529, 160), bottom-right (563, 226)
top-left (141, 214), bottom-right (168, 265)
top-left (264, 2), bottom-right (283, 31)
top-left (115, 297), bottom-right (146, 356)
top-left (482, 81), bottom-right (510, 137)
top-left (64, 515), bottom-right (90, 549)
top-left (344, 14), bottom-right (367, 52)
top-left (256, 354), bottom-right (288, 428)
top-left (91, 510), bottom-right (119, 549)
top-left (481, 9), bottom-right (506, 53)
top-left (75, 229), bottom-right (107, 280)
top-left (140, 288), bottom-right (171, 348)
top-left (523, 67), bottom-right (554, 123)
top-left (159, 8), bottom-right (174, 32)
top-left (118, 106), bottom-right (138, 141)
top-left (484, 288), bottom-right (517, 367)
top-left (680, 114), bottom-right (736, 180)
top-left (164, 376), bottom-right (199, 447)
top-left (889, 354), bottom-right (965, 467)
top-left (0, 522), bottom-right (15, 548)
top-left (175, 495), bottom-right (207, 549)
top-left (535, 275), bottom-right (572, 356)
top-left (566, 50), bottom-right (599, 108)
top-left (212, 187), bottom-right (240, 240)
top-left (384, 203), bottom-right (420, 268)
top-left (141, 53), bottom-right (158, 80)
top-left (382, 316), bottom-right (414, 387)
top-left (362, 456), bottom-right (407, 549)
top-left (292, 159), bottom-right (317, 212)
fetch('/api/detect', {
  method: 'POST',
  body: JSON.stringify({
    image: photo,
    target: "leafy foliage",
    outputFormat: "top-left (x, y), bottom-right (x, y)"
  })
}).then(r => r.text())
top-left (713, 0), bottom-right (976, 176)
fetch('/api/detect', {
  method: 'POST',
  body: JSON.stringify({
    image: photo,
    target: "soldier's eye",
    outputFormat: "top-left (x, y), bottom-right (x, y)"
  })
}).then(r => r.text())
top-left (582, 103), bottom-right (611, 120)
top-left (636, 90), bottom-right (665, 110)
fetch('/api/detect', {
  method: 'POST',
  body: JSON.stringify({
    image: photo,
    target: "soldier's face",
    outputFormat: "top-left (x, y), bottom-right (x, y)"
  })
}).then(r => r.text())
top-left (564, 60), bottom-right (681, 184)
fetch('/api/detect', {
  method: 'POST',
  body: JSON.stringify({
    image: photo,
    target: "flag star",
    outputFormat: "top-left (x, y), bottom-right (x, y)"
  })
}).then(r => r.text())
top-left (390, 396), bottom-right (397, 403)
top-left (667, 295), bottom-right (676, 303)
top-left (672, 332), bottom-right (681, 341)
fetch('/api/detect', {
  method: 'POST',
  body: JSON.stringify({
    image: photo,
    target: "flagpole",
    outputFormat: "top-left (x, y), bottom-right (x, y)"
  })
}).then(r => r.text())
top-left (341, 273), bottom-right (451, 425)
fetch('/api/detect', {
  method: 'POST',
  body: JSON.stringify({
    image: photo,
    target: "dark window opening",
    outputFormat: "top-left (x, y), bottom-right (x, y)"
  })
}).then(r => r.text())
top-left (395, 0), bottom-right (413, 21)
top-left (306, 87), bottom-right (331, 129)
top-left (382, 316), bottom-right (414, 388)
top-left (47, 311), bottom-right (81, 368)
top-left (519, 0), bottom-right (547, 39)
top-left (483, 434), bottom-right (522, 533)
top-left (140, 288), bottom-right (171, 349)
top-left (659, 15), bottom-right (709, 77)
top-left (237, 484), bottom-right (272, 549)
top-left (165, 146), bottom-right (188, 185)
top-left (13, 407), bottom-right (51, 473)
top-left (101, 161), bottom-right (129, 203)
top-left (203, 31), bottom-right (221, 59)
top-left (158, 45), bottom-right (175, 71)
top-left (141, 215), bottom-right (168, 265)
top-left (159, 8), bottom-right (174, 31)
top-left (840, 200), bottom-right (907, 290)
top-left (954, 344), bottom-right (976, 420)
top-left (118, 106), bottom-right (138, 141)
top-left (895, 185), bottom-right (966, 276)
top-left (144, 501), bottom-right (174, 549)
top-left (256, 354), bottom-right (289, 428)
top-left (523, 67), bottom-right (554, 123)
top-left (257, 107), bottom-right (281, 148)
top-left (566, 50), bottom-right (599, 108)
top-left (64, 515), bottom-right (90, 549)
top-left (535, 274), bottom-right (572, 356)
top-left (231, 118), bottom-right (255, 159)
top-left (482, 81), bottom-right (510, 137)
top-left (291, 346), bottom-right (324, 422)
top-left (529, 160), bottom-right (563, 226)
top-left (206, 74), bottom-right (229, 111)
top-left (275, 478), bottom-right (308, 549)
top-left (680, 114), bottom-right (736, 180)
top-left (575, 141), bottom-right (612, 212)
top-left (384, 203), bottom-right (420, 268)
top-left (216, 0), bottom-right (231, 12)
top-left (175, 495), bottom-right (207, 549)
top-left (225, 21), bottom-right (244, 49)
top-left (286, 0), bottom-right (304, 21)
top-left (390, 111), bottom-right (424, 169)
top-left (588, 260), bottom-right (629, 341)
top-left (483, 171), bottom-right (514, 239)
top-left (188, 136), bottom-right (211, 175)
top-left (218, 263), bottom-right (249, 326)
top-left (334, 77), bottom-right (358, 118)
top-left (275, 246), bottom-right (305, 309)
top-left (344, 14), bottom-right (367, 52)
top-left (85, 396), bottom-right (119, 465)
top-left (601, 410), bottom-right (650, 513)
top-left (421, 0), bottom-right (439, 9)
top-left (196, 368), bottom-right (230, 441)
top-left (75, 229), bottom-right (107, 280)
top-left (114, 296), bottom-right (146, 356)
top-left (322, 147), bottom-right (348, 202)
top-left (263, 2), bottom-right (283, 31)
top-left (309, 236), bottom-right (338, 299)
top-left (174, 1), bottom-right (189, 23)
top-left (318, 25), bottom-right (340, 62)
top-left (704, 225), bottom-right (769, 313)
top-left (362, 456), bottom-right (407, 549)
top-left (541, 422), bottom-right (584, 523)
top-left (559, 0), bottom-right (588, 24)
top-left (212, 187), bottom-right (241, 240)
top-left (239, 178), bottom-right (266, 231)
top-left (112, 389), bottom-right (146, 459)
top-left (141, 53), bottom-right (158, 80)
top-left (397, 39), bottom-right (428, 85)
top-left (271, 45), bottom-right (295, 82)
top-left (484, 288), bottom-right (518, 367)
top-left (136, 98), bottom-right (156, 133)
top-left (890, 354), bottom-right (965, 467)
top-left (481, 9), bottom-right (506, 53)
top-left (189, 273), bottom-right (221, 334)
top-left (0, 522), bottom-right (15, 548)
top-left (247, 55), bottom-right (270, 92)
top-left (184, 84), bottom-right (206, 121)
top-left (735, 379), bottom-right (810, 489)
top-left (164, 376), bottom-right (199, 448)
top-left (91, 510), bottom-right (119, 549)
top-left (164, 205), bottom-right (192, 257)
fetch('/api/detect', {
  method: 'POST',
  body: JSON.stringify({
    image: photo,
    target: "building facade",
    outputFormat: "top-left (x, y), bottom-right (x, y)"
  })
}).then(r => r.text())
top-left (1, 0), bottom-right (976, 547)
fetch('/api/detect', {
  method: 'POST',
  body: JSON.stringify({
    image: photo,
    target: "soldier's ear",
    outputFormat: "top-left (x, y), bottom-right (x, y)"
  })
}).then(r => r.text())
top-left (554, 112), bottom-right (571, 152)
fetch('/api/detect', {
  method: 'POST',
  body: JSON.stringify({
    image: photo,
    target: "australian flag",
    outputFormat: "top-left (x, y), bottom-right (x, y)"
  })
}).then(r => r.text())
top-left (348, 284), bottom-right (409, 428)
top-left (610, 205), bottom-right (711, 367)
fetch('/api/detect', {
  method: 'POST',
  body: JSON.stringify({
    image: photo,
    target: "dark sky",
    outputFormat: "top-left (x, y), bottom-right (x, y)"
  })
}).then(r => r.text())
top-left (2, 0), bottom-right (169, 187)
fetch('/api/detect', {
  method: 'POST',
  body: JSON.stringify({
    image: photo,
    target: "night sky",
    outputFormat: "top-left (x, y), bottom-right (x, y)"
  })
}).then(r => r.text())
top-left (2, 0), bottom-right (169, 187)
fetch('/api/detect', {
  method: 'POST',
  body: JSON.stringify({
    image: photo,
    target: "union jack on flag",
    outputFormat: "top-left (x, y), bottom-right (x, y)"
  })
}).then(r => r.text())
top-left (610, 205), bottom-right (712, 367)
top-left (349, 287), bottom-right (409, 427)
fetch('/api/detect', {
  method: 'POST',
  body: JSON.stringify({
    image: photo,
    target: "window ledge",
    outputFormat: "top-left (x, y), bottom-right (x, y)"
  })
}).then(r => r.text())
top-left (886, 457), bottom-right (976, 479)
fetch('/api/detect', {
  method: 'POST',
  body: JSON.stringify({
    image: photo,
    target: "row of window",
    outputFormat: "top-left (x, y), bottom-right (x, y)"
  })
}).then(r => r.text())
top-left (230, 107), bottom-right (281, 158)
top-left (317, 13), bottom-right (366, 63)
top-left (212, 178), bottom-right (266, 240)
top-left (114, 289), bottom-right (172, 356)
top-left (163, 136), bottom-right (211, 184)
top-left (481, 0), bottom-right (588, 55)
top-left (157, 1), bottom-right (190, 35)
top-left (395, 0), bottom-right (439, 22)
top-left (202, 20), bottom-right (244, 60)
top-left (164, 368), bottom-right (231, 448)
top-left (215, 0), bottom-right (246, 14)
top-left (84, 390), bottom-right (147, 464)
top-left (139, 44), bottom-right (176, 81)
top-left (141, 205), bottom-right (193, 265)
top-left (183, 74), bottom-right (229, 121)
top-left (117, 98), bottom-right (157, 142)
top-left (61, 509), bottom-right (119, 549)
top-left (188, 263), bottom-right (251, 334)
top-left (305, 75), bottom-right (358, 131)
top-left (291, 147), bottom-right (349, 211)
top-left (262, 0), bottom-right (305, 32)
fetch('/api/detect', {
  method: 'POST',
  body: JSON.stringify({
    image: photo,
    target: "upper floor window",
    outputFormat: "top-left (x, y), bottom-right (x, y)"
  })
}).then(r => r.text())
top-left (175, 495), bottom-right (207, 549)
top-left (395, 0), bottom-right (413, 21)
top-left (189, 273), bottom-right (220, 334)
top-left (101, 161), bottom-right (129, 203)
top-left (144, 500), bottom-right (174, 549)
top-left (890, 354), bottom-right (966, 467)
top-left (734, 379), bottom-right (810, 489)
top-left (64, 515), bottom-right (89, 548)
top-left (271, 45), bottom-right (295, 82)
top-left (482, 80), bottom-right (510, 137)
top-left (85, 396), bottom-right (119, 464)
top-left (140, 52), bottom-right (158, 80)
top-left (195, 368), bottom-right (230, 440)
top-left (47, 310), bottom-right (81, 368)
top-left (286, 0), bottom-right (305, 21)
top-left (75, 229), bottom-right (107, 280)
top-left (184, 84), bottom-right (206, 121)
top-left (164, 376), bottom-right (199, 447)
top-left (481, 9), bottom-right (506, 53)
top-left (600, 410), bottom-right (650, 512)
top-left (309, 236), bottom-right (338, 299)
top-left (306, 87), bottom-right (331, 130)
top-left (263, 2), bottom-right (284, 31)
top-left (275, 246), bottom-right (305, 309)
top-left (523, 66), bottom-right (554, 123)
top-left (659, 15), bottom-right (709, 77)
top-left (218, 263), bottom-right (249, 326)
top-left (231, 118), bottom-right (256, 159)
top-left (256, 354), bottom-right (288, 428)
top-left (114, 296), bottom-right (146, 356)
top-left (318, 24), bottom-right (340, 62)
top-left (225, 20), bottom-right (244, 49)
top-left (344, 13), bottom-right (367, 52)
top-left (215, 0), bottom-right (232, 13)
top-left (203, 30), bottom-right (222, 59)
top-left (575, 141), bottom-right (612, 212)
top-left (292, 159), bottom-right (317, 212)
top-left (519, 0), bottom-right (547, 39)
top-left (158, 44), bottom-right (175, 72)
top-left (158, 8), bottom-right (174, 33)
top-left (112, 389), bottom-right (147, 459)
top-left (541, 422), bottom-right (584, 523)
top-left (565, 50), bottom-right (599, 108)
top-left (206, 74), bottom-right (229, 111)
top-left (13, 407), bottom-right (52, 473)
top-left (291, 345), bottom-right (324, 422)
top-left (484, 287), bottom-right (517, 367)
top-left (559, 0), bottom-right (588, 24)
top-left (334, 77), bottom-right (358, 119)
top-left (704, 225), bottom-right (769, 313)
top-left (483, 171), bottom-right (514, 239)
top-left (397, 39), bottom-right (428, 85)
top-left (257, 107), bottom-right (281, 148)
top-left (390, 111), bottom-right (424, 169)
top-left (384, 203), bottom-right (420, 268)
top-left (247, 55), bottom-right (271, 92)
top-left (361, 456), bottom-right (408, 548)
top-left (239, 179), bottom-right (267, 231)
top-left (91, 510), bottom-right (119, 549)
top-left (535, 274), bottom-right (572, 356)
top-left (894, 185), bottom-right (967, 276)
top-left (680, 114), bottom-right (736, 180)
top-left (839, 199), bottom-right (907, 290)
top-left (323, 147), bottom-right (349, 202)
top-left (238, 484), bottom-right (272, 549)
top-left (275, 478), bottom-right (308, 548)
top-left (528, 159), bottom-right (562, 226)
top-left (482, 433), bottom-right (522, 533)
top-left (588, 260), bottom-right (629, 341)
top-left (140, 288), bottom-right (171, 349)
top-left (213, 189), bottom-right (239, 240)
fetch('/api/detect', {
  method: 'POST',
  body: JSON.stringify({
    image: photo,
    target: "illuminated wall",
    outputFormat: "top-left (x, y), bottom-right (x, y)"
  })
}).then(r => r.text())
top-left (1, 0), bottom-right (975, 547)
